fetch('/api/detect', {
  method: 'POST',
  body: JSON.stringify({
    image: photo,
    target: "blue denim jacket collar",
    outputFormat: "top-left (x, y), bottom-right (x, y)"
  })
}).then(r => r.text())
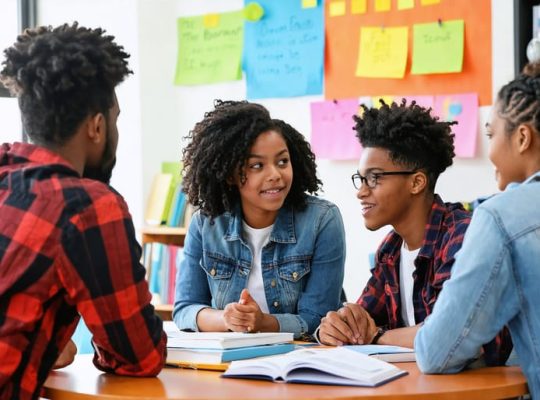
top-left (224, 203), bottom-right (297, 244)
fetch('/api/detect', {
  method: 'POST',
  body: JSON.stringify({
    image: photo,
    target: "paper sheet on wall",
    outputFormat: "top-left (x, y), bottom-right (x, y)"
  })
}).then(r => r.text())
top-left (397, 0), bottom-right (415, 10)
top-left (310, 99), bottom-right (361, 160)
top-left (174, 11), bottom-right (243, 85)
top-left (374, 0), bottom-right (391, 12)
top-left (433, 93), bottom-right (478, 158)
top-left (411, 20), bottom-right (464, 75)
top-left (356, 26), bottom-right (408, 78)
top-left (243, 0), bottom-right (324, 99)
top-left (400, 95), bottom-right (434, 109)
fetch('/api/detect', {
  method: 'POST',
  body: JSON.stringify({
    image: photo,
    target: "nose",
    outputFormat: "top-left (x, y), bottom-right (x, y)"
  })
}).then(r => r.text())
top-left (356, 181), bottom-right (370, 199)
top-left (267, 164), bottom-right (281, 181)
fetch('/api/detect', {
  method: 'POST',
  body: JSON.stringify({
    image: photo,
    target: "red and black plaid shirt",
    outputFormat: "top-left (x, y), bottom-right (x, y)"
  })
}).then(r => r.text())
top-left (358, 195), bottom-right (512, 366)
top-left (0, 143), bottom-right (166, 400)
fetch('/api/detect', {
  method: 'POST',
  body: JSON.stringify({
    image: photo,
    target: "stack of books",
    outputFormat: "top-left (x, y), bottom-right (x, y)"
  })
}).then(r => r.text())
top-left (163, 321), bottom-right (295, 370)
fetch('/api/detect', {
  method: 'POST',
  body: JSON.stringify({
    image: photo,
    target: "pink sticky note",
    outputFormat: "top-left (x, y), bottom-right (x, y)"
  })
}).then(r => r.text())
top-left (433, 93), bottom-right (478, 158)
top-left (310, 99), bottom-right (362, 160)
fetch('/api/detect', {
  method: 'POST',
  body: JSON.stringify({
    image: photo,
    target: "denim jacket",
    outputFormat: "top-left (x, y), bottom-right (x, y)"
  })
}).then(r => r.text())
top-left (415, 171), bottom-right (540, 399)
top-left (173, 195), bottom-right (346, 338)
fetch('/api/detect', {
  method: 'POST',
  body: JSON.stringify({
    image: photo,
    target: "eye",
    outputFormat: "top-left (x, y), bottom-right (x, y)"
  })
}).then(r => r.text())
top-left (249, 162), bottom-right (263, 170)
top-left (277, 158), bottom-right (290, 167)
top-left (485, 131), bottom-right (493, 140)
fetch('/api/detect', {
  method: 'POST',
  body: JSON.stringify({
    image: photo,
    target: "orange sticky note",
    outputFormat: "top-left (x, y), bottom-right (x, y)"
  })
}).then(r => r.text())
top-left (351, 0), bottom-right (367, 14)
top-left (374, 0), bottom-right (391, 12)
top-left (420, 0), bottom-right (440, 5)
top-left (203, 13), bottom-right (220, 28)
top-left (329, 1), bottom-right (346, 16)
top-left (302, 0), bottom-right (317, 8)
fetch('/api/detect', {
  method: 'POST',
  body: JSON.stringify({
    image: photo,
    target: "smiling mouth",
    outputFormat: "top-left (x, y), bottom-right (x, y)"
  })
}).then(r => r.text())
top-left (361, 204), bottom-right (375, 214)
top-left (261, 188), bottom-right (284, 194)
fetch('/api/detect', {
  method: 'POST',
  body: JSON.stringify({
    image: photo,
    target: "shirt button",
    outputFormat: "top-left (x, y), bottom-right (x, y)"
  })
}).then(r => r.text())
top-left (210, 268), bottom-right (216, 276)
top-left (292, 271), bottom-right (298, 280)
top-left (273, 301), bottom-right (279, 307)
top-left (271, 279), bottom-right (276, 287)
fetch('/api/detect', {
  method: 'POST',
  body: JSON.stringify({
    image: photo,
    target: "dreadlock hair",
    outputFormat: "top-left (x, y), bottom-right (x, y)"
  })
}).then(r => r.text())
top-left (0, 22), bottom-right (131, 146)
top-left (497, 62), bottom-right (540, 136)
top-left (354, 99), bottom-right (456, 192)
top-left (182, 100), bottom-right (322, 218)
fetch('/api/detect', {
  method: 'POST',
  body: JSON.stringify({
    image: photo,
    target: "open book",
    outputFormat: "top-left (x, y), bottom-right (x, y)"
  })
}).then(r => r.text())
top-left (222, 347), bottom-right (407, 387)
top-left (164, 321), bottom-right (293, 349)
top-left (344, 345), bottom-right (415, 362)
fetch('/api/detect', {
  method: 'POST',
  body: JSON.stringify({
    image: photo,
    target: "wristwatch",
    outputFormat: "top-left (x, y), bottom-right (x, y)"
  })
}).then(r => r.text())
top-left (371, 327), bottom-right (387, 344)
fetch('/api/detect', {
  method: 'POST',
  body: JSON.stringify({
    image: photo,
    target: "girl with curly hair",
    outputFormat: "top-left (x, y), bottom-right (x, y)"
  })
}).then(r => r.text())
top-left (173, 100), bottom-right (345, 338)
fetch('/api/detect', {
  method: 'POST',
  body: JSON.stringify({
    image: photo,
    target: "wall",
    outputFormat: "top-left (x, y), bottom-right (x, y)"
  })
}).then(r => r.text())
top-left (32, 0), bottom-right (515, 300)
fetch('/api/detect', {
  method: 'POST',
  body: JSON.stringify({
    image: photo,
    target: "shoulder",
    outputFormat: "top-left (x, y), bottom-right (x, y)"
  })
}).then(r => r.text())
top-left (440, 201), bottom-right (472, 231)
top-left (298, 195), bottom-right (341, 215)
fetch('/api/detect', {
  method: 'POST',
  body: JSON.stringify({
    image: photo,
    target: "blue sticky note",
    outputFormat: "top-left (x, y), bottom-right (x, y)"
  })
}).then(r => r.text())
top-left (243, 0), bottom-right (324, 99)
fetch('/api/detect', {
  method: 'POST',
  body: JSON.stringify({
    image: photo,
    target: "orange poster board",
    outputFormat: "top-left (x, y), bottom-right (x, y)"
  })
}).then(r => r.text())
top-left (325, 0), bottom-right (492, 105)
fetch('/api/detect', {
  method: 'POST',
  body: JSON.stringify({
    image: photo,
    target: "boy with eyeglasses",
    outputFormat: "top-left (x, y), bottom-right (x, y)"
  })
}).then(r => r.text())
top-left (317, 100), bottom-right (512, 367)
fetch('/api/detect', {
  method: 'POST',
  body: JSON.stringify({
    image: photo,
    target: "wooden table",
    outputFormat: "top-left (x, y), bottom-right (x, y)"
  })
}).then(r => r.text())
top-left (43, 354), bottom-right (528, 400)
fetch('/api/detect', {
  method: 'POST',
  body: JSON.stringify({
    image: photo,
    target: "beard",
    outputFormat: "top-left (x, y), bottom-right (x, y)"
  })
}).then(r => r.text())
top-left (82, 126), bottom-right (116, 184)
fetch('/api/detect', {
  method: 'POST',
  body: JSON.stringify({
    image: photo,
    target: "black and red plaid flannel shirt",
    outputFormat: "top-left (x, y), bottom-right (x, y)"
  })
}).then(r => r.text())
top-left (358, 195), bottom-right (512, 366)
top-left (0, 143), bottom-right (166, 399)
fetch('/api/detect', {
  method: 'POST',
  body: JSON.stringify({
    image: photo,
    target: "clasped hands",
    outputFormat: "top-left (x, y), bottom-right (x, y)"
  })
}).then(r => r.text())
top-left (319, 303), bottom-right (378, 346)
top-left (222, 288), bottom-right (264, 333)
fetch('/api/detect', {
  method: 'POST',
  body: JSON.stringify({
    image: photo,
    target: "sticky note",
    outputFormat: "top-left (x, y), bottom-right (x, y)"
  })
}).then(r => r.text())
top-left (375, 0), bottom-right (391, 12)
top-left (244, 2), bottom-right (265, 21)
top-left (203, 14), bottom-right (220, 28)
top-left (329, 1), bottom-right (346, 16)
top-left (351, 0), bottom-right (367, 14)
top-left (411, 19), bottom-right (464, 74)
top-left (397, 0), bottom-right (415, 10)
top-left (302, 0), bottom-right (317, 8)
top-left (420, 0), bottom-right (440, 5)
top-left (356, 26), bottom-right (408, 78)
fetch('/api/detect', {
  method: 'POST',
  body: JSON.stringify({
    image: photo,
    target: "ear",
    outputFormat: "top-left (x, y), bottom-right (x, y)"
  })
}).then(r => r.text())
top-left (515, 123), bottom-right (534, 154)
top-left (410, 171), bottom-right (428, 195)
top-left (87, 112), bottom-right (106, 145)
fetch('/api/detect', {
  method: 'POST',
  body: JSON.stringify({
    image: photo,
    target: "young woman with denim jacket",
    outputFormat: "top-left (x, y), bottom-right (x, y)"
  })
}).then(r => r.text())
top-left (172, 100), bottom-right (345, 339)
top-left (415, 63), bottom-right (540, 398)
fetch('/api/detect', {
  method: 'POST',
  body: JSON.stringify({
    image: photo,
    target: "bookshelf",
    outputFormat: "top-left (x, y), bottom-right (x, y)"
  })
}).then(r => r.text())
top-left (141, 226), bottom-right (187, 320)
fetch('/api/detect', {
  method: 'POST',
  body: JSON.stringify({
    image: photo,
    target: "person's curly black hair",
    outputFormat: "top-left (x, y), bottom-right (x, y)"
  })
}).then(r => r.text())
top-left (182, 100), bottom-right (322, 218)
top-left (497, 62), bottom-right (540, 136)
top-left (0, 22), bottom-right (131, 146)
top-left (353, 99), bottom-right (456, 192)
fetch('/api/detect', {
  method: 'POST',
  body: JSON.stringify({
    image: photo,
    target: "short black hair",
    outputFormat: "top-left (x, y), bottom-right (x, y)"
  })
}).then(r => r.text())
top-left (182, 100), bottom-right (322, 218)
top-left (353, 99), bottom-right (456, 192)
top-left (497, 62), bottom-right (540, 136)
top-left (0, 22), bottom-right (131, 146)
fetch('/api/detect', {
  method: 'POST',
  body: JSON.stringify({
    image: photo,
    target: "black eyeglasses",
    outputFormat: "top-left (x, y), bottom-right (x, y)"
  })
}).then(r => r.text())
top-left (351, 170), bottom-right (416, 190)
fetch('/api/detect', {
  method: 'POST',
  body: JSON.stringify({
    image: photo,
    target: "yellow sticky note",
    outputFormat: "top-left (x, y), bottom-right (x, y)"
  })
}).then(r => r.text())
top-left (351, 0), bottom-right (367, 14)
top-left (302, 0), bottom-right (317, 8)
top-left (374, 0), bottom-right (391, 12)
top-left (398, 0), bottom-right (415, 10)
top-left (372, 95), bottom-right (394, 108)
top-left (203, 13), bottom-right (220, 28)
top-left (420, 0), bottom-right (440, 5)
top-left (356, 26), bottom-right (408, 78)
top-left (329, 1), bottom-right (346, 16)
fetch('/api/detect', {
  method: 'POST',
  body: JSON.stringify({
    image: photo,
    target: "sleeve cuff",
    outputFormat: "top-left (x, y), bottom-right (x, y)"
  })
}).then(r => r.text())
top-left (273, 314), bottom-right (309, 339)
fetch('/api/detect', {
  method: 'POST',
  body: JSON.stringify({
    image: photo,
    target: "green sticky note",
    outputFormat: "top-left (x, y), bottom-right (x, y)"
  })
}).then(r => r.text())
top-left (411, 19), bottom-right (464, 75)
top-left (174, 11), bottom-right (244, 85)
top-left (397, 0), bottom-right (414, 10)
top-left (244, 2), bottom-right (264, 21)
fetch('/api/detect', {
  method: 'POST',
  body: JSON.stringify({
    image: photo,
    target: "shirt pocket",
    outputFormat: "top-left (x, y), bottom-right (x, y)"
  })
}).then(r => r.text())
top-left (201, 252), bottom-right (237, 309)
top-left (276, 258), bottom-right (311, 310)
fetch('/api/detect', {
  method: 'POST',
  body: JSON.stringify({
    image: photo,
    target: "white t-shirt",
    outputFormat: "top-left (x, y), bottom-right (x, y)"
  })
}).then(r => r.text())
top-left (399, 243), bottom-right (420, 327)
top-left (242, 221), bottom-right (273, 314)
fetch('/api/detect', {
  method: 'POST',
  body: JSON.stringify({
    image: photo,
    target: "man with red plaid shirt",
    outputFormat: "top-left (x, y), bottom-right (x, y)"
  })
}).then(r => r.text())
top-left (0, 23), bottom-right (166, 399)
top-left (318, 100), bottom-right (512, 367)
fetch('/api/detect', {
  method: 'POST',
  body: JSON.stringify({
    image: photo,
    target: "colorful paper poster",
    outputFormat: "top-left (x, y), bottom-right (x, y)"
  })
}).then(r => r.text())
top-left (411, 20), bottom-right (464, 75)
top-left (174, 11), bottom-right (244, 85)
top-left (421, 0), bottom-right (441, 5)
top-left (356, 26), bottom-right (408, 78)
top-left (397, 0), bottom-right (415, 10)
top-left (433, 93), bottom-right (478, 158)
top-left (351, 0), bottom-right (367, 14)
top-left (243, 0), bottom-right (324, 99)
top-left (310, 99), bottom-right (361, 160)
top-left (374, 0), bottom-right (391, 12)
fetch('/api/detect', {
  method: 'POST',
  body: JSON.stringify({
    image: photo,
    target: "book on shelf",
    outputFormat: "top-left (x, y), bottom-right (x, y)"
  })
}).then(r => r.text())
top-left (344, 345), bottom-right (415, 363)
top-left (145, 173), bottom-right (174, 226)
top-left (166, 342), bottom-right (296, 367)
top-left (163, 321), bottom-right (294, 349)
top-left (222, 347), bottom-right (408, 387)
